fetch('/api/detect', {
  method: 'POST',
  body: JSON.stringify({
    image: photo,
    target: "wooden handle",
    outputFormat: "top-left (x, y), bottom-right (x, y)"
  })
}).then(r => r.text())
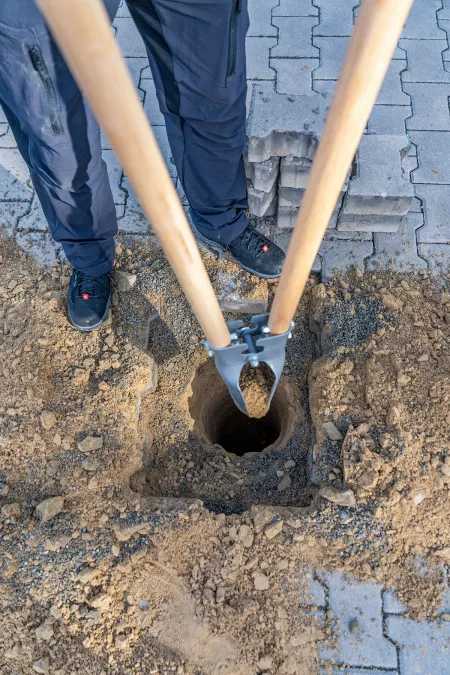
top-left (36, 0), bottom-right (231, 349)
top-left (269, 0), bottom-right (413, 335)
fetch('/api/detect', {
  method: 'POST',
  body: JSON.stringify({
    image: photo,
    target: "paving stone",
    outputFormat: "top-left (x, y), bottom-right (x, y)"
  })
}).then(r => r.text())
top-left (0, 201), bottom-right (30, 236)
top-left (402, 155), bottom-right (419, 180)
top-left (124, 57), bottom-right (149, 87)
top-left (248, 180), bottom-right (278, 217)
top-left (410, 195), bottom-right (423, 212)
top-left (0, 148), bottom-right (33, 200)
top-left (272, 0), bottom-right (318, 16)
top-left (246, 86), bottom-right (329, 163)
top-left (404, 83), bottom-right (450, 131)
top-left (279, 186), bottom-right (344, 209)
top-left (313, 37), bottom-right (349, 80)
top-left (102, 150), bottom-right (126, 205)
top-left (368, 212), bottom-right (427, 271)
top-left (15, 231), bottom-right (61, 266)
top-left (344, 135), bottom-right (414, 217)
top-left (0, 125), bottom-right (17, 148)
top-left (248, 0), bottom-right (277, 36)
top-left (271, 18), bottom-right (319, 58)
top-left (246, 37), bottom-right (277, 80)
top-left (116, 0), bottom-right (130, 18)
top-left (324, 230), bottom-right (372, 242)
top-left (280, 155), bottom-right (312, 189)
top-left (386, 614), bottom-right (450, 673)
top-left (313, 0), bottom-right (355, 37)
top-left (318, 573), bottom-right (397, 668)
top-left (16, 195), bottom-right (48, 232)
top-left (383, 589), bottom-right (408, 614)
top-left (114, 17), bottom-right (147, 57)
top-left (338, 214), bottom-right (405, 233)
top-left (121, 173), bottom-right (180, 234)
top-left (418, 244), bottom-right (450, 273)
top-left (401, 0), bottom-right (445, 40)
top-left (277, 207), bottom-right (338, 230)
top-left (319, 670), bottom-right (398, 675)
top-left (319, 240), bottom-right (373, 280)
top-left (0, 106), bottom-right (7, 124)
top-left (400, 39), bottom-right (450, 83)
top-left (377, 61), bottom-right (410, 106)
top-left (270, 58), bottom-right (318, 95)
top-left (415, 184), bottom-right (450, 243)
top-left (245, 156), bottom-right (280, 193)
top-left (410, 131), bottom-right (450, 183)
top-left (141, 79), bottom-right (165, 126)
top-left (368, 105), bottom-right (409, 135)
top-left (273, 229), bottom-right (322, 272)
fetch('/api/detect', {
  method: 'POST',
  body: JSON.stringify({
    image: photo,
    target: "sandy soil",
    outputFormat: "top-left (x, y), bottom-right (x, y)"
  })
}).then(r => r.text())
top-left (1, 231), bottom-right (450, 674)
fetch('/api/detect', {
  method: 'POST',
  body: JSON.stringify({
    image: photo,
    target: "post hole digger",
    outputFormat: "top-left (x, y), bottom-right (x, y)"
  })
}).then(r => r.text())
top-left (36, 0), bottom-right (414, 417)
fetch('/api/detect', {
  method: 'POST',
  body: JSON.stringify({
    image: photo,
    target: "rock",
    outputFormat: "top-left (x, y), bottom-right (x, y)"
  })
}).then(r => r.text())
top-left (0, 482), bottom-right (9, 497)
top-left (413, 491), bottom-right (425, 505)
top-left (35, 623), bottom-right (54, 641)
top-left (435, 548), bottom-right (450, 561)
top-left (253, 571), bottom-right (269, 591)
top-left (348, 618), bottom-right (359, 635)
top-left (277, 475), bottom-right (292, 492)
top-left (264, 520), bottom-right (283, 540)
top-left (257, 656), bottom-right (273, 671)
top-left (318, 487), bottom-right (356, 508)
top-left (112, 270), bottom-right (137, 292)
top-left (382, 292), bottom-right (403, 312)
top-left (1, 502), bottom-right (21, 518)
top-left (418, 353), bottom-right (429, 362)
top-left (397, 373), bottom-right (411, 386)
top-left (4, 644), bottom-right (19, 659)
top-left (238, 524), bottom-right (254, 548)
top-left (40, 410), bottom-right (57, 430)
top-left (323, 421), bottom-right (343, 441)
top-left (81, 457), bottom-right (98, 472)
top-left (33, 658), bottom-right (50, 673)
top-left (219, 298), bottom-right (268, 314)
top-left (386, 405), bottom-right (401, 428)
top-left (90, 594), bottom-right (112, 611)
top-left (35, 496), bottom-right (65, 523)
top-left (78, 435), bottom-right (103, 453)
top-left (216, 586), bottom-right (226, 603)
top-left (283, 459), bottom-right (296, 469)
top-left (77, 566), bottom-right (97, 584)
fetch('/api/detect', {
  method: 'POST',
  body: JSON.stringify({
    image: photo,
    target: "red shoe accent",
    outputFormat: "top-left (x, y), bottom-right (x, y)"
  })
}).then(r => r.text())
top-left (82, 293), bottom-right (90, 301)
top-left (261, 244), bottom-right (269, 253)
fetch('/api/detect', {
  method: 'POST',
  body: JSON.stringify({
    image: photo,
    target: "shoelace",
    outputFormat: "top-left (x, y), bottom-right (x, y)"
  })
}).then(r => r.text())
top-left (74, 271), bottom-right (101, 300)
top-left (238, 229), bottom-right (269, 257)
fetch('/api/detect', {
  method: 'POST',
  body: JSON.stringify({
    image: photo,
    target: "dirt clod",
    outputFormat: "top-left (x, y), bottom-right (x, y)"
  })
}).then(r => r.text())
top-left (239, 363), bottom-right (274, 418)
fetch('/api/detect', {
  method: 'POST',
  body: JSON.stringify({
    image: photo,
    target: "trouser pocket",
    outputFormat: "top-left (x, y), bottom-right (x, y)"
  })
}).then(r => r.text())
top-left (226, 0), bottom-right (241, 80)
top-left (28, 44), bottom-right (64, 136)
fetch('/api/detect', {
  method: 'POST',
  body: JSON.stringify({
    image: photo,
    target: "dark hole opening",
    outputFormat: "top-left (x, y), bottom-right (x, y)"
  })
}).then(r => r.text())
top-left (214, 402), bottom-right (281, 456)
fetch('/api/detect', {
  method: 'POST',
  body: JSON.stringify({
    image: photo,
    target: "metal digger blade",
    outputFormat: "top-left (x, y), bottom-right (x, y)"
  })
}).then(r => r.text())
top-left (205, 313), bottom-right (294, 416)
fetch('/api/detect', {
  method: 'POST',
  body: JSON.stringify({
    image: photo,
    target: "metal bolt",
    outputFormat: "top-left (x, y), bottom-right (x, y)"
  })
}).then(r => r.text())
top-left (262, 325), bottom-right (270, 334)
top-left (249, 355), bottom-right (259, 367)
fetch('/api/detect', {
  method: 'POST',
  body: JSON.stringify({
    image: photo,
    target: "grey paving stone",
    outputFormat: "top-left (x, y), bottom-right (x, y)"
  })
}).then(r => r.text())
top-left (404, 83), bottom-right (450, 131)
top-left (0, 149), bottom-right (33, 200)
top-left (0, 106), bottom-right (7, 124)
top-left (318, 572), bottom-right (397, 668)
top-left (386, 614), bottom-right (450, 673)
top-left (319, 670), bottom-right (398, 675)
top-left (400, 39), bottom-right (450, 83)
top-left (402, 155), bottom-right (419, 179)
top-left (141, 79), bottom-right (165, 126)
top-left (324, 229), bottom-right (372, 241)
top-left (280, 186), bottom-right (344, 209)
top-left (377, 61), bottom-right (410, 106)
top-left (121, 174), bottom-right (180, 234)
top-left (15, 231), bottom-right (61, 266)
top-left (246, 37), bottom-right (277, 80)
top-left (116, 0), bottom-right (130, 17)
top-left (401, 0), bottom-right (445, 40)
top-left (0, 125), bottom-right (17, 148)
top-left (273, 229), bottom-right (322, 272)
top-left (410, 195), bottom-right (423, 212)
top-left (16, 195), bottom-right (48, 231)
top-left (102, 150), bottom-right (126, 205)
top-left (248, 180), bottom-right (278, 217)
top-left (344, 135), bottom-right (414, 217)
top-left (368, 212), bottom-right (427, 271)
top-left (246, 85), bottom-right (329, 163)
top-left (271, 17), bottom-right (319, 58)
top-left (368, 105), bottom-right (409, 135)
top-left (124, 57), bottom-right (149, 87)
top-left (280, 155), bottom-right (312, 189)
top-left (338, 214), bottom-right (405, 233)
top-left (410, 131), bottom-right (450, 183)
top-left (415, 184), bottom-right (450, 243)
top-left (314, 37), bottom-right (349, 80)
top-left (0, 201), bottom-right (30, 236)
top-left (383, 589), bottom-right (408, 614)
top-left (277, 207), bottom-right (339, 230)
top-left (319, 240), bottom-right (373, 280)
top-left (245, 156), bottom-right (280, 193)
top-left (272, 0), bottom-right (318, 16)
top-left (114, 17), bottom-right (147, 57)
top-left (270, 58), bottom-right (318, 95)
top-left (418, 243), bottom-right (450, 273)
top-left (313, 0), bottom-right (355, 37)
top-left (248, 0), bottom-right (277, 36)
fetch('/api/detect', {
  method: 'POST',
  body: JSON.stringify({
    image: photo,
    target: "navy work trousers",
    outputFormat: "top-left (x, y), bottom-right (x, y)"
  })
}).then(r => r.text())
top-left (0, 0), bottom-right (249, 276)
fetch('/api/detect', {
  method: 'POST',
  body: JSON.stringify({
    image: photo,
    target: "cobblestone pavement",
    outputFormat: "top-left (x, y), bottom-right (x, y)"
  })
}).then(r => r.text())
top-left (1, 2), bottom-right (450, 670)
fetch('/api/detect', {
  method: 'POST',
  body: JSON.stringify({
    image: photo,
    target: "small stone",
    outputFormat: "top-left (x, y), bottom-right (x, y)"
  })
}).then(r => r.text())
top-left (81, 457), bottom-right (98, 472)
top-left (277, 475), bottom-right (291, 492)
top-left (435, 548), bottom-right (450, 561)
top-left (253, 571), bottom-right (269, 591)
top-left (323, 421), bottom-right (343, 441)
top-left (90, 594), bottom-right (112, 610)
top-left (1, 502), bottom-right (21, 518)
top-left (382, 292), bottom-right (403, 312)
top-left (35, 623), bottom-right (54, 641)
top-left (318, 487), bottom-right (356, 508)
top-left (115, 634), bottom-right (128, 649)
top-left (78, 435), bottom-right (103, 453)
top-left (216, 586), bottom-right (225, 603)
top-left (111, 544), bottom-right (120, 556)
top-left (418, 353), bottom-right (429, 362)
top-left (77, 566), bottom-right (97, 584)
top-left (112, 270), bottom-right (137, 292)
top-left (35, 496), bottom-right (64, 523)
top-left (0, 482), bottom-right (9, 497)
top-left (283, 459), bottom-right (296, 469)
top-left (33, 658), bottom-right (50, 673)
top-left (4, 644), bottom-right (19, 659)
top-left (386, 405), bottom-right (401, 427)
top-left (40, 410), bottom-right (57, 430)
top-left (257, 656), bottom-right (273, 671)
top-left (264, 520), bottom-right (283, 540)
top-left (397, 373), bottom-right (411, 386)
top-left (348, 618), bottom-right (359, 635)
top-left (238, 524), bottom-right (254, 548)
top-left (413, 491), bottom-right (425, 505)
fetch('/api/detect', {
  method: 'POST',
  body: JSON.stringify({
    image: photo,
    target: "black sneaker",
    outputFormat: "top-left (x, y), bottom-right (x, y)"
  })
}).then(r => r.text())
top-left (194, 224), bottom-right (285, 279)
top-left (67, 270), bottom-right (111, 331)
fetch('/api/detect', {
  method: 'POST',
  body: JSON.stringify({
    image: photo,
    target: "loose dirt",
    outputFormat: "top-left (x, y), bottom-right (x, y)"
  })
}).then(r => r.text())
top-left (1, 230), bottom-right (450, 674)
top-left (240, 363), bottom-right (275, 419)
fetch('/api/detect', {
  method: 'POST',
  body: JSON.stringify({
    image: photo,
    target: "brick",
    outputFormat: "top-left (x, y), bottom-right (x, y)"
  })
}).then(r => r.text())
top-left (277, 207), bottom-right (338, 230)
top-left (386, 615), bottom-right (450, 673)
top-left (318, 573), bottom-right (397, 668)
top-left (338, 214), bottom-right (405, 233)
top-left (246, 37), bottom-right (277, 80)
top-left (368, 212), bottom-right (427, 271)
top-left (248, 0), bottom-right (277, 36)
top-left (418, 243), bottom-right (450, 272)
top-left (245, 156), bottom-right (280, 193)
top-left (368, 105), bottom-right (409, 135)
top-left (344, 135), bottom-right (414, 217)
top-left (313, 0), bottom-right (355, 37)
top-left (324, 229), bottom-right (372, 241)
top-left (279, 186), bottom-right (344, 209)
top-left (280, 156), bottom-right (312, 189)
top-left (410, 131), bottom-right (450, 183)
top-left (15, 231), bottom-right (61, 266)
top-left (270, 58), bottom-right (318, 95)
top-left (271, 18), bottom-right (319, 58)
top-left (400, 39), bottom-right (450, 82)
top-left (404, 83), bottom-right (450, 131)
top-left (248, 180), bottom-right (278, 217)
top-left (272, 0), bottom-right (318, 16)
top-left (246, 86), bottom-right (329, 163)
top-left (415, 184), bottom-right (450, 243)
top-left (0, 201), bottom-right (30, 236)
top-left (383, 588), bottom-right (408, 614)
top-left (401, 0), bottom-right (445, 40)
top-left (114, 17), bottom-right (147, 57)
top-left (0, 149), bottom-right (33, 200)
